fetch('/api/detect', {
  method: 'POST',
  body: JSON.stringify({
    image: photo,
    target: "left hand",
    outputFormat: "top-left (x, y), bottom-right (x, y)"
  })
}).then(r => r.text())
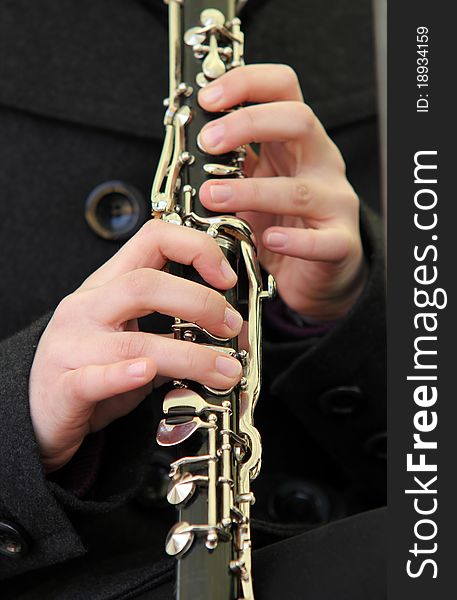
top-left (198, 64), bottom-right (367, 322)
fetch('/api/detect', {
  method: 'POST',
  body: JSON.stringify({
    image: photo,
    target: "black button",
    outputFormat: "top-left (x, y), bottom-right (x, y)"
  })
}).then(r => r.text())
top-left (85, 180), bottom-right (147, 241)
top-left (318, 386), bottom-right (364, 416)
top-left (268, 480), bottom-right (332, 525)
top-left (364, 432), bottom-right (387, 461)
top-left (0, 521), bottom-right (28, 558)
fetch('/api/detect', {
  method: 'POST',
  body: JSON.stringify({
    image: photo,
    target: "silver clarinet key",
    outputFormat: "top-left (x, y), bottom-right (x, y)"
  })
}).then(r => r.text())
top-left (167, 473), bottom-right (208, 505)
top-left (165, 521), bottom-right (195, 557)
top-left (156, 416), bottom-right (215, 446)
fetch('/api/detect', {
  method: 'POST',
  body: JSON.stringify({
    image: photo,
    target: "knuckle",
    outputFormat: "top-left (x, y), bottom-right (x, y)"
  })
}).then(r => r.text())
top-left (243, 107), bottom-right (257, 139)
top-left (117, 333), bottom-right (147, 360)
top-left (332, 228), bottom-right (354, 263)
top-left (306, 231), bottom-right (318, 258)
top-left (327, 140), bottom-right (347, 174)
top-left (249, 179), bottom-right (261, 207)
top-left (123, 268), bottom-right (148, 298)
top-left (280, 64), bottom-right (300, 88)
top-left (292, 179), bottom-right (313, 208)
top-left (99, 365), bottom-right (112, 396)
top-left (338, 156), bottom-right (348, 174)
top-left (137, 219), bottom-right (163, 247)
top-left (193, 234), bottom-right (220, 265)
top-left (334, 151), bottom-right (348, 174)
top-left (201, 230), bottom-right (219, 253)
top-left (193, 286), bottom-right (219, 322)
top-left (136, 218), bottom-right (157, 244)
top-left (71, 367), bottom-right (89, 402)
top-left (296, 103), bottom-right (315, 133)
top-left (338, 183), bottom-right (360, 211)
top-left (143, 218), bottom-right (161, 235)
top-left (40, 340), bottom-right (60, 366)
top-left (52, 294), bottom-right (78, 327)
top-left (343, 191), bottom-right (360, 211)
top-left (184, 342), bottom-right (199, 374)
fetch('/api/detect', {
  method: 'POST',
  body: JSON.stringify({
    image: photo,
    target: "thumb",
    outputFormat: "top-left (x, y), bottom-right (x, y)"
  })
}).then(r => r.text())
top-left (38, 358), bottom-right (157, 473)
top-left (61, 358), bottom-right (158, 417)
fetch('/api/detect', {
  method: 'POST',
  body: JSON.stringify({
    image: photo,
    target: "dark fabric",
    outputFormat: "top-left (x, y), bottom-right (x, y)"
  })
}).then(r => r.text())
top-left (0, 0), bottom-right (386, 597)
top-left (264, 297), bottom-right (337, 339)
top-left (47, 432), bottom-right (106, 497)
top-left (5, 508), bottom-right (386, 600)
top-left (262, 205), bottom-right (386, 501)
top-left (253, 507), bottom-right (386, 600)
top-left (0, 315), bottom-right (85, 577)
top-left (0, 0), bottom-right (376, 137)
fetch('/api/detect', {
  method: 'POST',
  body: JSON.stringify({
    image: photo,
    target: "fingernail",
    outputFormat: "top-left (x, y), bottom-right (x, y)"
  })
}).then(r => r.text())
top-left (127, 362), bottom-right (147, 377)
top-left (266, 232), bottom-right (288, 248)
top-left (225, 307), bottom-right (243, 332)
top-left (220, 258), bottom-right (236, 281)
top-left (200, 123), bottom-right (225, 149)
top-left (210, 184), bottom-right (232, 203)
top-left (216, 356), bottom-right (242, 378)
top-left (199, 84), bottom-right (223, 104)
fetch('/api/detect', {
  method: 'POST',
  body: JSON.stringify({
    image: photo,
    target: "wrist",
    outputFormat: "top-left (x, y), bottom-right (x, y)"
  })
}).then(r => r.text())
top-left (264, 295), bottom-right (338, 342)
top-left (291, 256), bottom-right (369, 323)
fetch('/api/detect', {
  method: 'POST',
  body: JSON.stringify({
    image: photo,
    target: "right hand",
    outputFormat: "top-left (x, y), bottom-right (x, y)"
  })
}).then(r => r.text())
top-left (29, 220), bottom-right (243, 473)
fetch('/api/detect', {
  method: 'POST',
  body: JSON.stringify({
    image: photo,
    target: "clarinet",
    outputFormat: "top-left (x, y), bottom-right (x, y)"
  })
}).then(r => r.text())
top-left (151, 1), bottom-right (275, 598)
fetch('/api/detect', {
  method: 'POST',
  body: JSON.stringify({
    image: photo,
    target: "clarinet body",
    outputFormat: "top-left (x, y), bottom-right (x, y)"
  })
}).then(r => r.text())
top-left (151, 1), bottom-right (275, 598)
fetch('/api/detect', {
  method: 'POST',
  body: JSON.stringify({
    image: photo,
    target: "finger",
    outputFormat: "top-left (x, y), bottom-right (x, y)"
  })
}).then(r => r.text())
top-left (61, 358), bottom-right (157, 412)
top-left (200, 176), bottom-right (357, 220)
top-left (238, 321), bottom-right (249, 353)
top-left (263, 226), bottom-right (354, 263)
top-left (244, 144), bottom-right (259, 177)
top-left (115, 333), bottom-right (243, 390)
top-left (59, 332), bottom-right (243, 390)
top-left (87, 383), bottom-right (155, 433)
top-left (198, 64), bottom-right (303, 110)
top-left (198, 102), bottom-right (329, 157)
top-left (86, 268), bottom-right (243, 337)
top-left (81, 219), bottom-right (237, 290)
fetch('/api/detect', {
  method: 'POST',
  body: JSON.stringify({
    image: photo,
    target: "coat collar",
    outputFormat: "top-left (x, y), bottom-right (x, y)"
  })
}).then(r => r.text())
top-left (0, 0), bottom-right (376, 140)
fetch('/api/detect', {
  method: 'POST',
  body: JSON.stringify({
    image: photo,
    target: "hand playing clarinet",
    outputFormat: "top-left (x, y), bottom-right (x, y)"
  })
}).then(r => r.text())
top-left (29, 64), bottom-right (367, 472)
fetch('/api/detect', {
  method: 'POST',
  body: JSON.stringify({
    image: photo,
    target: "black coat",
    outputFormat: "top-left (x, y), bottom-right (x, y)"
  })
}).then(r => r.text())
top-left (0, 0), bottom-right (386, 598)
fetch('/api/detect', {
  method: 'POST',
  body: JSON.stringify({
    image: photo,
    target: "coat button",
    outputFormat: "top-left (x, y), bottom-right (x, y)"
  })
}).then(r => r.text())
top-left (318, 385), bottom-right (364, 416)
top-left (85, 180), bottom-right (147, 241)
top-left (267, 480), bottom-right (333, 525)
top-left (0, 521), bottom-right (28, 557)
